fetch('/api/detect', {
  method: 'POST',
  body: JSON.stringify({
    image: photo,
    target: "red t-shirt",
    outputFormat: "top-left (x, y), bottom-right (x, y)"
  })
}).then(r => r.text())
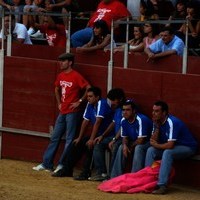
top-left (55, 70), bottom-right (89, 114)
top-left (88, 0), bottom-right (131, 28)
top-left (40, 24), bottom-right (66, 48)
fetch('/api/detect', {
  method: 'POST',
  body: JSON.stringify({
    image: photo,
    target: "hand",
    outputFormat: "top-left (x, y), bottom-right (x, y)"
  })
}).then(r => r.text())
top-left (58, 104), bottom-right (61, 111)
top-left (123, 145), bottom-right (130, 158)
top-left (147, 52), bottom-right (155, 62)
top-left (94, 135), bottom-right (103, 144)
top-left (108, 140), bottom-right (114, 150)
top-left (86, 139), bottom-right (94, 149)
top-left (150, 138), bottom-right (158, 147)
top-left (69, 101), bottom-right (80, 110)
top-left (73, 137), bottom-right (81, 146)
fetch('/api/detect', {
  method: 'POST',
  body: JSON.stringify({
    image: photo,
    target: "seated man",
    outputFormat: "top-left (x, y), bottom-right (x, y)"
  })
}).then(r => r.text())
top-left (52, 86), bottom-right (114, 180)
top-left (71, 0), bottom-right (131, 47)
top-left (0, 14), bottom-right (32, 44)
top-left (110, 100), bottom-right (152, 178)
top-left (89, 88), bottom-right (126, 181)
top-left (145, 100), bottom-right (198, 194)
top-left (144, 26), bottom-right (184, 62)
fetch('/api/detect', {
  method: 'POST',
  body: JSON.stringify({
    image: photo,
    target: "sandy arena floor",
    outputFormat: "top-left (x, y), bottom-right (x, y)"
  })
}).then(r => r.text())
top-left (0, 159), bottom-right (199, 200)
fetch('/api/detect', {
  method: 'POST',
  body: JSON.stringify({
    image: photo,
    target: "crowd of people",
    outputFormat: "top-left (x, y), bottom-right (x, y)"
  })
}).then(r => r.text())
top-left (31, 52), bottom-right (198, 195)
top-left (0, 0), bottom-right (200, 55)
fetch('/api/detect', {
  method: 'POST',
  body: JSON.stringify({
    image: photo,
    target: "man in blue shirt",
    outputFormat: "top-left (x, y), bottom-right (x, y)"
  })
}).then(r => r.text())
top-left (144, 26), bottom-right (184, 62)
top-left (52, 86), bottom-right (114, 180)
top-left (145, 100), bottom-right (197, 194)
top-left (110, 100), bottom-right (152, 178)
top-left (89, 88), bottom-right (126, 181)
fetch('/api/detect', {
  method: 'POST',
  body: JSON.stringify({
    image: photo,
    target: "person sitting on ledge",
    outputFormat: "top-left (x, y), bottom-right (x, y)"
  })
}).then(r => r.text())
top-left (76, 20), bottom-right (113, 53)
top-left (144, 26), bottom-right (184, 62)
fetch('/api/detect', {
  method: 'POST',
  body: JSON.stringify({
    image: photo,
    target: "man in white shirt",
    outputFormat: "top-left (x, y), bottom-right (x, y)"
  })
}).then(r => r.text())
top-left (0, 14), bottom-right (32, 44)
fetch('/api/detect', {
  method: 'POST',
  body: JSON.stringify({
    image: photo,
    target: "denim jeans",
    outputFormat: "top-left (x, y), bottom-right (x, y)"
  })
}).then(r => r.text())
top-left (145, 145), bottom-right (196, 186)
top-left (93, 136), bottom-right (113, 175)
top-left (109, 138), bottom-right (122, 175)
top-left (42, 112), bottom-right (80, 169)
top-left (71, 27), bottom-right (93, 47)
top-left (110, 142), bottom-right (150, 178)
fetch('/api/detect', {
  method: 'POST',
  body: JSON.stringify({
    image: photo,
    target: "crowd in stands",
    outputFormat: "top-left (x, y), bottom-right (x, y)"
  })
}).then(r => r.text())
top-left (0, 0), bottom-right (200, 55)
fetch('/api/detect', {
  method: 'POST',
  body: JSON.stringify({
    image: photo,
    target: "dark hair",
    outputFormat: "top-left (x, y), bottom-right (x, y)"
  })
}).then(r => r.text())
top-left (161, 26), bottom-right (175, 35)
top-left (93, 20), bottom-right (110, 37)
top-left (107, 88), bottom-right (126, 102)
top-left (154, 100), bottom-right (169, 114)
top-left (58, 53), bottom-right (74, 65)
top-left (87, 86), bottom-right (102, 98)
top-left (123, 99), bottom-right (136, 110)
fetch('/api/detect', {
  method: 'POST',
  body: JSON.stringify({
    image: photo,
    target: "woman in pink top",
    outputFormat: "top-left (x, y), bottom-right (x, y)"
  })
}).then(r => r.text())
top-left (143, 22), bottom-right (160, 48)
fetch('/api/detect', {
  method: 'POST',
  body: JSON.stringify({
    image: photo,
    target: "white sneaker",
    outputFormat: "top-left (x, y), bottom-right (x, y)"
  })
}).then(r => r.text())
top-left (31, 30), bottom-right (44, 38)
top-left (53, 165), bottom-right (63, 173)
top-left (27, 27), bottom-right (36, 36)
top-left (33, 164), bottom-right (47, 171)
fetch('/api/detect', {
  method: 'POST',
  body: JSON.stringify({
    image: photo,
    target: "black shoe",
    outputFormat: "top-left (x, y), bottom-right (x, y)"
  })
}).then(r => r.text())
top-left (52, 168), bottom-right (73, 177)
top-left (152, 185), bottom-right (168, 195)
top-left (73, 172), bottom-right (90, 181)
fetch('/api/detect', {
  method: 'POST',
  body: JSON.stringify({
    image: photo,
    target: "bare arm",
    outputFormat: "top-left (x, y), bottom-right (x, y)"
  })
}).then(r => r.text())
top-left (55, 86), bottom-right (61, 110)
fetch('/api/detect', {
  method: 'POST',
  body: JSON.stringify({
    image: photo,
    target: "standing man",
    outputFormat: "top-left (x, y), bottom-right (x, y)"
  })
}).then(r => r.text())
top-left (144, 26), bottom-right (184, 62)
top-left (52, 86), bottom-right (114, 180)
top-left (33, 53), bottom-right (91, 172)
top-left (110, 100), bottom-right (152, 178)
top-left (0, 14), bottom-right (32, 44)
top-left (145, 101), bottom-right (197, 194)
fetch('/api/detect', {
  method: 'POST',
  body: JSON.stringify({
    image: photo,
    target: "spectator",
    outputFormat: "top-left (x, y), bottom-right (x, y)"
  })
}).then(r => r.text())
top-left (145, 100), bottom-right (197, 194)
top-left (110, 100), bottom-right (152, 178)
top-left (144, 26), bottom-right (184, 62)
top-left (52, 86), bottom-right (114, 181)
top-left (89, 88), bottom-right (126, 181)
top-left (143, 22), bottom-right (160, 49)
top-left (29, 15), bottom-right (67, 47)
top-left (71, 0), bottom-right (131, 47)
top-left (177, 1), bottom-right (200, 48)
top-left (168, 0), bottom-right (187, 31)
top-left (114, 25), bottom-right (144, 53)
top-left (32, 53), bottom-right (91, 172)
top-left (23, 0), bottom-right (45, 35)
top-left (127, 0), bottom-right (140, 18)
top-left (0, 14), bottom-right (32, 44)
top-left (0, 0), bottom-right (25, 22)
top-left (76, 20), bottom-right (112, 53)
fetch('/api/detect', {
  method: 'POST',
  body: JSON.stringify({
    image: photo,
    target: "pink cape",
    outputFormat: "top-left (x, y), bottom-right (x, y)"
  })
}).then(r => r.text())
top-left (98, 164), bottom-right (175, 193)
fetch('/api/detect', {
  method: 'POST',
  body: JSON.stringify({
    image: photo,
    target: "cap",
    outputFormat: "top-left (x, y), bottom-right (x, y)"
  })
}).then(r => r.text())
top-left (58, 53), bottom-right (74, 61)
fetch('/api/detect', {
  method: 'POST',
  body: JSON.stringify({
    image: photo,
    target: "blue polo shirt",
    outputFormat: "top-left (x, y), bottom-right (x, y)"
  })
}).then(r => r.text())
top-left (113, 107), bottom-right (123, 134)
top-left (121, 113), bottom-right (152, 141)
top-left (149, 35), bottom-right (184, 56)
top-left (83, 98), bottom-right (114, 136)
top-left (154, 115), bottom-right (197, 150)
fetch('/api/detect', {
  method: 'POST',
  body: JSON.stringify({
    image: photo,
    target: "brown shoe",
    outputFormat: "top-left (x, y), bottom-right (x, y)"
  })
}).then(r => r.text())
top-left (152, 185), bottom-right (168, 195)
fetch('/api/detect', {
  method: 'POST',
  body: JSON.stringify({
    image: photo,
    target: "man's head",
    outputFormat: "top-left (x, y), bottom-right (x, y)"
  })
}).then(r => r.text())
top-left (122, 100), bottom-right (136, 120)
top-left (58, 53), bottom-right (74, 70)
top-left (107, 88), bottom-right (126, 109)
top-left (152, 100), bottom-right (169, 122)
top-left (87, 87), bottom-right (102, 105)
top-left (160, 27), bottom-right (175, 44)
top-left (4, 15), bottom-right (15, 30)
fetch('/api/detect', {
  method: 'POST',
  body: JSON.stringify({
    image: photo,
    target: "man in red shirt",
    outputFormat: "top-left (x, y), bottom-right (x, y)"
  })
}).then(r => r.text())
top-left (33, 53), bottom-right (91, 173)
top-left (71, 0), bottom-right (131, 47)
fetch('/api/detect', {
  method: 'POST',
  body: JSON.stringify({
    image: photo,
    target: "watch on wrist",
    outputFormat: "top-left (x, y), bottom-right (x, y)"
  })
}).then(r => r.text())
top-left (79, 99), bottom-right (83, 103)
top-left (112, 137), bottom-right (117, 142)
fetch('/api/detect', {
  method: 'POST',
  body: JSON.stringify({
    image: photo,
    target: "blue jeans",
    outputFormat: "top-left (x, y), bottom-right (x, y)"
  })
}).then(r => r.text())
top-left (71, 27), bottom-right (93, 47)
top-left (110, 142), bottom-right (150, 178)
top-left (145, 145), bottom-right (196, 186)
top-left (93, 136), bottom-right (113, 175)
top-left (42, 112), bottom-right (80, 169)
